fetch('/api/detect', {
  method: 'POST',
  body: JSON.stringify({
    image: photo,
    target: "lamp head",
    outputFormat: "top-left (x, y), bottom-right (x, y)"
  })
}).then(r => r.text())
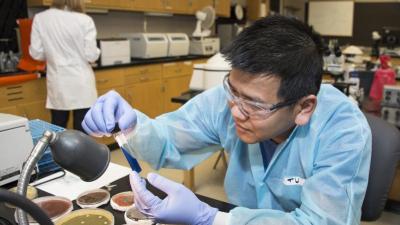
top-left (49, 130), bottom-right (110, 182)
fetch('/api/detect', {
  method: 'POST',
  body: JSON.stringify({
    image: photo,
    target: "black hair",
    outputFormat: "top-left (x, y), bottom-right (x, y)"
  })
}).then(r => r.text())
top-left (221, 15), bottom-right (323, 101)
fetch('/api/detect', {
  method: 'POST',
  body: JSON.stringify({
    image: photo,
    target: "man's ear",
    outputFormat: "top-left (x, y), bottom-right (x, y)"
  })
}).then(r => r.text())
top-left (294, 95), bottom-right (317, 126)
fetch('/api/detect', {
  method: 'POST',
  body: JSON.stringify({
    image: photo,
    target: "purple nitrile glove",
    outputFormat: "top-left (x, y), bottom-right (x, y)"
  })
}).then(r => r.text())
top-left (82, 90), bottom-right (137, 136)
top-left (129, 171), bottom-right (218, 225)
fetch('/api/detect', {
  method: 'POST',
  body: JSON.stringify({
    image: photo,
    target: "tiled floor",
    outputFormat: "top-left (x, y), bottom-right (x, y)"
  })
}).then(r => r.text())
top-left (111, 150), bottom-right (400, 225)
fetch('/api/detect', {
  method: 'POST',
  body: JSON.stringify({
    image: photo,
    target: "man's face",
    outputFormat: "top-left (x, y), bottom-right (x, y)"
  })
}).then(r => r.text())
top-left (227, 69), bottom-right (298, 144)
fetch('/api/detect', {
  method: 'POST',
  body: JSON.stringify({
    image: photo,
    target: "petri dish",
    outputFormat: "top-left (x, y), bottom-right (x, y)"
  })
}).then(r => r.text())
top-left (124, 206), bottom-right (154, 225)
top-left (6, 186), bottom-right (38, 208)
top-left (76, 189), bottom-right (110, 208)
top-left (110, 191), bottom-right (135, 211)
top-left (14, 196), bottom-right (73, 224)
top-left (55, 209), bottom-right (114, 225)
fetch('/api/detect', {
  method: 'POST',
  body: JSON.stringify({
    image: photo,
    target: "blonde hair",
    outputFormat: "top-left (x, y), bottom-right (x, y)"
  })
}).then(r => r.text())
top-left (52, 0), bottom-right (85, 13)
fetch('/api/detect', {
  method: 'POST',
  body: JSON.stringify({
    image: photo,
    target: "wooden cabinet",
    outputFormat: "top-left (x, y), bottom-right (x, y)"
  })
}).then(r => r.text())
top-left (124, 64), bottom-right (164, 118)
top-left (125, 80), bottom-right (164, 118)
top-left (84, 0), bottom-right (110, 8)
top-left (246, 0), bottom-right (270, 21)
top-left (130, 0), bottom-right (164, 12)
top-left (28, 0), bottom-right (52, 7)
top-left (161, 0), bottom-right (189, 14)
top-left (162, 61), bottom-right (193, 112)
top-left (214, 0), bottom-right (231, 17)
top-left (188, 0), bottom-right (213, 13)
top-left (0, 79), bottom-right (48, 121)
top-left (163, 75), bottom-right (191, 112)
top-left (95, 68), bottom-right (125, 90)
top-left (18, 100), bottom-right (50, 122)
top-left (0, 105), bottom-right (24, 117)
top-left (27, 0), bottom-right (223, 15)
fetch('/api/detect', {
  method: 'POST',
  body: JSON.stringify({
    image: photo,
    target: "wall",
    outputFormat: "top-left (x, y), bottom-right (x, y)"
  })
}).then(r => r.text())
top-left (305, 1), bottom-right (400, 46)
top-left (28, 8), bottom-right (198, 39)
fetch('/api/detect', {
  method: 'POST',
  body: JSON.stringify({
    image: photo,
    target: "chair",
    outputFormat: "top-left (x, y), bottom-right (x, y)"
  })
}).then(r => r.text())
top-left (361, 113), bottom-right (400, 221)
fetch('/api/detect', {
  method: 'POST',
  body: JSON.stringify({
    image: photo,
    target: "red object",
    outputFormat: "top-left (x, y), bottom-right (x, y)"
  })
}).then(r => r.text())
top-left (0, 73), bottom-right (39, 86)
top-left (369, 55), bottom-right (396, 101)
top-left (16, 18), bottom-right (46, 72)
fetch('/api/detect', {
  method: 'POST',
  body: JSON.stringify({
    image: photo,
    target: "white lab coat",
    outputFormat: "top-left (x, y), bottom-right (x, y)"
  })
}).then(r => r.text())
top-left (30, 8), bottom-right (100, 110)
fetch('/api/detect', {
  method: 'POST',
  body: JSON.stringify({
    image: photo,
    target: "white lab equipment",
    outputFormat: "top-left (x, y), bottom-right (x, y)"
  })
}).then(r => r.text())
top-left (99, 39), bottom-right (131, 66)
top-left (166, 33), bottom-right (190, 57)
top-left (0, 113), bottom-right (33, 186)
top-left (189, 53), bottom-right (231, 91)
top-left (122, 33), bottom-right (168, 59)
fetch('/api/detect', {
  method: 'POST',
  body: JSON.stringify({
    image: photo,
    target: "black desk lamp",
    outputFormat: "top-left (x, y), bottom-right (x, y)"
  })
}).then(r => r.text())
top-left (12, 130), bottom-right (110, 225)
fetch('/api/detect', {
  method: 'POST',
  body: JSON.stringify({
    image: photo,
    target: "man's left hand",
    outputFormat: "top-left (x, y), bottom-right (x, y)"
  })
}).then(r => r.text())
top-left (129, 171), bottom-right (218, 225)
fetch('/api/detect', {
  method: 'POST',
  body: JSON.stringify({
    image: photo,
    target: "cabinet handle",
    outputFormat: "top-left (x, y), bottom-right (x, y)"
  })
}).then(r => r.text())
top-left (97, 79), bottom-right (109, 83)
top-left (7, 91), bottom-right (23, 96)
top-left (8, 97), bottom-right (24, 102)
top-left (6, 85), bottom-right (22, 90)
top-left (139, 76), bottom-right (149, 82)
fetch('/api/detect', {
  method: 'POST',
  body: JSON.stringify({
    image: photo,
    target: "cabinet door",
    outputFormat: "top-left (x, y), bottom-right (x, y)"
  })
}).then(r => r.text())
top-left (18, 100), bottom-right (51, 122)
top-left (131, 0), bottom-right (164, 11)
top-left (27, 0), bottom-right (53, 6)
top-left (0, 106), bottom-right (25, 117)
top-left (188, 0), bottom-right (213, 14)
top-left (163, 75), bottom-right (191, 112)
top-left (161, 0), bottom-right (189, 14)
top-left (125, 81), bottom-right (164, 118)
top-left (214, 0), bottom-right (230, 17)
top-left (95, 68), bottom-right (125, 90)
top-left (85, 0), bottom-right (110, 8)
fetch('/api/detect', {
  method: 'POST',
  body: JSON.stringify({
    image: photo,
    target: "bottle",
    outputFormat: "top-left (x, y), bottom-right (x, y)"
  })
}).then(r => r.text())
top-left (0, 51), bottom-right (5, 72)
top-left (4, 52), bottom-right (14, 72)
top-left (113, 128), bottom-right (142, 173)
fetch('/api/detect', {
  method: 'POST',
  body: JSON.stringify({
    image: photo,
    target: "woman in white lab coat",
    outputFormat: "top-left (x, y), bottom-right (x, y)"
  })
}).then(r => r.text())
top-left (30, 0), bottom-right (100, 132)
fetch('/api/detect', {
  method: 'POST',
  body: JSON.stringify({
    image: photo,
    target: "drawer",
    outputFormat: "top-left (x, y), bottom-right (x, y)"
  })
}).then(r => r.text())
top-left (0, 79), bottom-right (47, 106)
top-left (163, 61), bottom-right (193, 78)
top-left (97, 87), bottom-right (125, 99)
top-left (124, 65), bottom-right (162, 84)
top-left (95, 69), bottom-right (125, 90)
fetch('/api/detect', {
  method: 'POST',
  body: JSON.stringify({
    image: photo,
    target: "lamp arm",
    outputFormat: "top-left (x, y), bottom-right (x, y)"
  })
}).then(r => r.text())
top-left (0, 189), bottom-right (54, 225)
top-left (17, 130), bottom-right (56, 225)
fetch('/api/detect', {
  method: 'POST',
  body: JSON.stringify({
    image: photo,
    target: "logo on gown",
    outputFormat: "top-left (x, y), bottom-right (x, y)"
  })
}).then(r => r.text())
top-left (283, 177), bottom-right (305, 186)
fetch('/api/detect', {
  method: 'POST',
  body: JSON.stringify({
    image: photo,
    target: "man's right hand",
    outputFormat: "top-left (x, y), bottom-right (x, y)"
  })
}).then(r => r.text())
top-left (82, 90), bottom-right (137, 137)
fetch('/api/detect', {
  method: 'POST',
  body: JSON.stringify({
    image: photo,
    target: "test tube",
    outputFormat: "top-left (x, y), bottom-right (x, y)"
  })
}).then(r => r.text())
top-left (113, 127), bottom-right (142, 173)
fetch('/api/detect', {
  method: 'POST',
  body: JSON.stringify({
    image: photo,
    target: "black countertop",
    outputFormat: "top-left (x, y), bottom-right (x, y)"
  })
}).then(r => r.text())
top-left (0, 55), bottom-right (210, 79)
top-left (94, 55), bottom-right (210, 71)
top-left (0, 175), bottom-right (235, 225)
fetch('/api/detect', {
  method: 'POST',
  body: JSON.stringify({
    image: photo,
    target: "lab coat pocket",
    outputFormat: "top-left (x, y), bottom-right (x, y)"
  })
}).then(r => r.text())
top-left (266, 176), bottom-right (304, 211)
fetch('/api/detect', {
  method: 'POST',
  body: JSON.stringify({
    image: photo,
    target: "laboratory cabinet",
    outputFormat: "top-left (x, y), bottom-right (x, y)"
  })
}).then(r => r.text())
top-left (214, 0), bottom-right (231, 17)
top-left (27, 0), bottom-right (231, 17)
top-left (0, 78), bottom-right (50, 121)
top-left (124, 64), bottom-right (164, 118)
top-left (162, 61), bottom-right (194, 112)
top-left (187, 0), bottom-right (214, 14)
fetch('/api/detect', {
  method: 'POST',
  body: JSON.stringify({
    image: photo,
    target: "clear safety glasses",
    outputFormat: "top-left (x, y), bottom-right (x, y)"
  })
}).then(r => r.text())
top-left (223, 74), bottom-right (298, 120)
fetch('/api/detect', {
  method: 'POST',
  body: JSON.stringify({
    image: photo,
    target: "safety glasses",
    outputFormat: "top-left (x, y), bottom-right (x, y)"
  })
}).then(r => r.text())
top-left (223, 74), bottom-right (298, 120)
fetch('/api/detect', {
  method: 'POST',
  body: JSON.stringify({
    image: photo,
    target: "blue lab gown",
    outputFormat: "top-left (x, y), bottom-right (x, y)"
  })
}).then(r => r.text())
top-left (124, 84), bottom-right (372, 225)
